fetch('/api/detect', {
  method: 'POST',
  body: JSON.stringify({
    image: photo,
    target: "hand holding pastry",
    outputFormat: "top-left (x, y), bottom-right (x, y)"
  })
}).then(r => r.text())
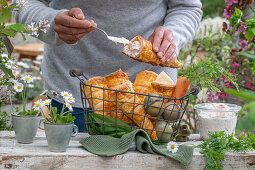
top-left (54, 8), bottom-right (97, 44)
top-left (122, 35), bottom-right (182, 68)
top-left (148, 26), bottom-right (177, 64)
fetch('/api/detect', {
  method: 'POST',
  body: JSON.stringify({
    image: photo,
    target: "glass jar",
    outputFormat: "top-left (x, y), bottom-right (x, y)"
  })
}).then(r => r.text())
top-left (194, 103), bottom-right (241, 139)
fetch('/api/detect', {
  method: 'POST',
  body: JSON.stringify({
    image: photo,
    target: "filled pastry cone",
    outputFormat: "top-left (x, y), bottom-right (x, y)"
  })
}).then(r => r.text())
top-left (82, 76), bottom-right (111, 115)
top-left (122, 35), bottom-right (183, 68)
top-left (133, 70), bottom-right (158, 99)
top-left (105, 69), bottom-right (132, 125)
top-left (110, 110), bottom-right (132, 125)
top-left (109, 80), bottom-right (158, 140)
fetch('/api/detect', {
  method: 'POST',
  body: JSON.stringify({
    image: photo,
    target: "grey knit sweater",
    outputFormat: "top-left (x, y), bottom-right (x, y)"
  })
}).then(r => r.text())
top-left (13, 0), bottom-right (202, 108)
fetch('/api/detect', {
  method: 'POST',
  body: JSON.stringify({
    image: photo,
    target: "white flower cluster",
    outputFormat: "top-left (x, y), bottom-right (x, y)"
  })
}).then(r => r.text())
top-left (61, 91), bottom-right (75, 111)
top-left (15, 0), bottom-right (29, 9)
top-left (33, 91), bottom-right (75, 112)
top-left (13, 74), bottom-right (34, 92)
top-left (194, 17), bottom-right (227, 40)
top-left (33, 99), bottom-right (51, 111)
top-left (27, 19), bottom-right (50, 37)
top-left (0, 70), bottom-right (9, 102)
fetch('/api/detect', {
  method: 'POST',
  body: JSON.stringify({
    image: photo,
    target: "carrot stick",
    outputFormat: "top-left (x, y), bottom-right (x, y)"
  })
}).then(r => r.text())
top-left (170, 76), bottom-right (190, 104)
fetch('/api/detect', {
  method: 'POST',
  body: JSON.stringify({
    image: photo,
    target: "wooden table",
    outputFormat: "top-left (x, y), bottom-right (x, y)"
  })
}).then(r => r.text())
top-left (0, 131), bottom-right (255, 170)
top-left (13, 43), bottom-right (44, 61)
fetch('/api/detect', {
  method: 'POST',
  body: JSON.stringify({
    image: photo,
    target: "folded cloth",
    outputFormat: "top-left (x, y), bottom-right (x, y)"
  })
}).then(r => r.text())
top-left (79, 129), bottom-right (194, 167)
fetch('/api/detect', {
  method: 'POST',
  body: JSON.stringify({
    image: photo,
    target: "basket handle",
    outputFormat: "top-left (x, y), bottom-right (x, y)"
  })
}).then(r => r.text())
top-left (69, 69), bottom-right (89, 81)
top-left (69, 69), bottom-right (83, 77)
top-left (188, 86), bottom-right (200, 96)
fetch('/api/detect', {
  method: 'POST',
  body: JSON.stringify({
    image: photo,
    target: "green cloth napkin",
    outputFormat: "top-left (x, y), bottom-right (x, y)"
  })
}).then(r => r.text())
top-left (79, 129), bottom-right (194, 167)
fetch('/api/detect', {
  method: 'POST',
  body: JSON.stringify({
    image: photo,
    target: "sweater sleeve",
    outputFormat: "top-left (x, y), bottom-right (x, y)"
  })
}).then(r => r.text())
top-left (164, 0), bottom-right (203, 53)
top-left (12, 0), bottom-right (68, 45)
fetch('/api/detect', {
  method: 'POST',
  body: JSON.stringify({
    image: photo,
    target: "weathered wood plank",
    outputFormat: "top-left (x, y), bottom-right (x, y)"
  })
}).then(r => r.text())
top-left (0, 131), bottom-right (254, 170)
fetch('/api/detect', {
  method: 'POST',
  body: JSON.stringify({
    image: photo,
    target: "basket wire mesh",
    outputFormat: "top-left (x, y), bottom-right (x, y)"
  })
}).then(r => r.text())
top-left (70, 70), bottom-right (199, 144)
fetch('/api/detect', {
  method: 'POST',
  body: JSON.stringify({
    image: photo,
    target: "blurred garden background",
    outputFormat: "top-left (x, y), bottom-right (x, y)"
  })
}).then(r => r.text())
top-left (0, 0), bottom-right (255, 134)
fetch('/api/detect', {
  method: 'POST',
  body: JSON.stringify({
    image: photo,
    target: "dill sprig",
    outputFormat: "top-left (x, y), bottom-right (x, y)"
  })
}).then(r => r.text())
top-left (198, 131), bottom-right (255, 170)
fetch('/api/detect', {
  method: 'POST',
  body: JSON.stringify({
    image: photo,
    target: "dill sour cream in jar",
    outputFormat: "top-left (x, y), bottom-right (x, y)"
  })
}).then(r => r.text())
top-left (194, 103), bottom-right (241, 139)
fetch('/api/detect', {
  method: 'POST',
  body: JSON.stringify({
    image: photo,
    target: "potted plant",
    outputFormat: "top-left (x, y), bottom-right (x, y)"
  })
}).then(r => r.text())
top-left (0, 0), bottom-right (50, 135)
top-left (39, 91), bottom-right (78, 152)
top-left (11, 75), bottom-right (43, 143)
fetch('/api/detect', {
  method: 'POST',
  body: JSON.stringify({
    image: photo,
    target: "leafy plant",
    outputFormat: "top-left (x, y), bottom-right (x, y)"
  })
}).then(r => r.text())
top-left (0, 0), bottom-right (50, 126)
top-left (179, 58), bottom-right (238, 92)
top-left (0, 110), bottom-right (13, 130)
top-left (0, 0), bottom-right (50, 107)
top-left (198, 131), bottom-right (255, 170)
top-left (17, 109), bottom-right (38, 116)
top-left (46, 106), bottom-right (75, 124)
top-left (41, 91), bottom-right (76, 124)
top-left (9, 75), bottom-right (40, 116)
top-left (1, 0), bottom-right (28, 77)
top-left (201, 0), bottom-right (226, 18)
top-left (87, 112), bottom-right (132, 138)
top-left (224, 87), bottom-right (255, 131)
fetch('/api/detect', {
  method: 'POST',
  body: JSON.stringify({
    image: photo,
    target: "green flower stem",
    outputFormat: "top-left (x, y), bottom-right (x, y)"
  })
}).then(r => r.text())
top-left (25, 82), bottom-right (28, 112)
top-left (60, 104), bottom-right (65, 116)
top-left (62, 111), bottom-right (69, 115)
top-left (22, 83), bottom-right (26, 113)
top-left (9, 93), bottom-right (13, 114)
top-left (48, 102), bottom-right (54, 123)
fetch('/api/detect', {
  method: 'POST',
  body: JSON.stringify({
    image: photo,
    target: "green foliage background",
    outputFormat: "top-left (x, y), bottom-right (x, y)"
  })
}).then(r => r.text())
top-left (201, 0), bottom-right (226, 18)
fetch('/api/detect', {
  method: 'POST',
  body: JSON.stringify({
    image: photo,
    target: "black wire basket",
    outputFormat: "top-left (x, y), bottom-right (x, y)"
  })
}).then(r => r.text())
top-left (70, 70), bottom-right (200, 144)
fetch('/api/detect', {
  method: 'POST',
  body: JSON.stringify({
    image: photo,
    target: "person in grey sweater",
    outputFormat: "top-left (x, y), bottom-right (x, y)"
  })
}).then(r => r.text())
top-left (13, 0), bottom-right (202, 131)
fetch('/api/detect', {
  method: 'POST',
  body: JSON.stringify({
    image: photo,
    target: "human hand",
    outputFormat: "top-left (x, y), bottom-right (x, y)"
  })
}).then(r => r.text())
top-left (148, 26), bottom-right (177, 63)
top-left (54, 8), bottom-right (97, 44)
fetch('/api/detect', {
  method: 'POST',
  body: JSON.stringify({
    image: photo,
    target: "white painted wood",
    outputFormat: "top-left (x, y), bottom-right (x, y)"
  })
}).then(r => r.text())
top-left (0, 131), bottom-right (254, 170)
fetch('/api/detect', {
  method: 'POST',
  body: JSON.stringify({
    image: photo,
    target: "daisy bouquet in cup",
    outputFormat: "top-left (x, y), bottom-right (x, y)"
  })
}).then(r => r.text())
top-left (10, 74), bottom-right (39, 116)
top-left (35, 91), bottom-right (76, 124)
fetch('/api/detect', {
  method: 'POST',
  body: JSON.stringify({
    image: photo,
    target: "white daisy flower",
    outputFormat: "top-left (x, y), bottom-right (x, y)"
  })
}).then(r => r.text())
top-left (42, 99), bottom-right (51, 106)
top-left (64, 96), bottom-right (75, 103)
top-left (14, 83), bottom-right (23, 92)
top-left (33, 99), bottom-right (43, 111)
top-left (61, 91), bottom-right (72, 98)
top-left (65, 102), bottom-right (73, 112)
top-left (22, 75), bottom-right (34, 83)
top-left (167, 141), bottom-right (179, 153)
top-left (12, 69), bottom-right (20, 77)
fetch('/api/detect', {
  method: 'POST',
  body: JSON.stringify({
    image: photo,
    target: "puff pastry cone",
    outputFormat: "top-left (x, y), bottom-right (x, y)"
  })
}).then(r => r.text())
top-left (133, 70), bottom-right (160, 125)
top-left (109, 79), bottom-right (158, 140)
top-left (83, 76), bottom-right (111, 115)
top-left (122, 35), bottom-right (183, 68)
top-left (133, 70), bottom-right (158, 99)
top-left (105, 69), bottom-right (132, 125)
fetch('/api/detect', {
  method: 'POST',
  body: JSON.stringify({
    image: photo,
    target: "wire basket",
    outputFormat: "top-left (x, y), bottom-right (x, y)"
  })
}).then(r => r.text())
top-left (70, 70), bottom-right (200, 144)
